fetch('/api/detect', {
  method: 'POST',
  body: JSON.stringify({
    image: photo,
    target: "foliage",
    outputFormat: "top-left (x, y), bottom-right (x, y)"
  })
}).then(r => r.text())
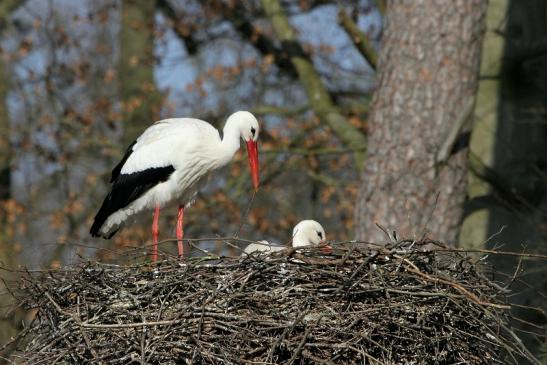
top-left (1, 0), bottom-right (377, 267)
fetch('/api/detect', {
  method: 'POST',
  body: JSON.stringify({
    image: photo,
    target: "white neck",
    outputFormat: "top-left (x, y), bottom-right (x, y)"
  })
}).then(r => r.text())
top-left (214, 122), bottom-right (241, 167)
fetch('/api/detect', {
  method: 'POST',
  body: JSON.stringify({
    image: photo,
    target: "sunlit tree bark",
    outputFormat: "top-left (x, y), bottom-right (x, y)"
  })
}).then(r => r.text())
top-left (355, 1), bottom-right (488, 243)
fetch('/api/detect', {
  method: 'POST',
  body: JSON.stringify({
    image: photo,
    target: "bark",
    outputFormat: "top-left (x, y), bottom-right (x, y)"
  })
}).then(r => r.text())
top-left (119, 0), bottom-right (160, 146)
top-left (355, 0), bottom-right (488, 243)
top-left (261, 0), bottom-right (367, 168)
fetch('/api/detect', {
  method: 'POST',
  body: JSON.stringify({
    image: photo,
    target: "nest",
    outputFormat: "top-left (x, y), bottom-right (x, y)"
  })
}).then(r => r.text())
top-left (10, 239), bottom-right (538, 364)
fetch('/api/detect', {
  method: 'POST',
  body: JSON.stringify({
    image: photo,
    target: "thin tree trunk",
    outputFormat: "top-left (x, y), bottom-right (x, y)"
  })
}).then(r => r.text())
top-left (119, 0), bottom-right (160, 146)
top-left (459, 0), bottom-right (508, 250)
top-left (0, 0), bottom-right (26, 351)
top-left (0, 40), bottom-right (11, 207)
top-left (355, 1), bottom-right (488, 243)
top-left (461, 0), bottom-right (547, 356)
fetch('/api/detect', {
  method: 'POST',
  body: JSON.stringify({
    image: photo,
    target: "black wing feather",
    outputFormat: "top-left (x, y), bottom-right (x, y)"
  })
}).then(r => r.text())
top-left (90, 166), bottom-right (175, 238)
top-left (110, 140), bottom-right (137, 183)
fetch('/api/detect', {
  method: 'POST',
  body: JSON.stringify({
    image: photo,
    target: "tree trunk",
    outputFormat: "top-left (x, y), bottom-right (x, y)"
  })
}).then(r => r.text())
top-left (0, 36), bottom-right (11, 208)
top-left (119, 0), bottom-right (160, 146)
top-left (459, 0), bottom-right (509, 250)
top-left (461, 0), bottom-right (547, 356)
top-left (355, 1), bottom-right (488, 243)
top-left (0, 0), bottom-right (26, 351)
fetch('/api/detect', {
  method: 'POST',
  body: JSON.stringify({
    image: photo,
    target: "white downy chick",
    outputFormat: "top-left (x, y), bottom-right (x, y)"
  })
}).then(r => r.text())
top-left (242, 220), bottom-right (328, 256)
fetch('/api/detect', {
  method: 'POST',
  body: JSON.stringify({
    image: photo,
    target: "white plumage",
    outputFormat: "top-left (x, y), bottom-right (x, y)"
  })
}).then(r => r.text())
top-left (243, 220), bottom-right (327, 255)
top-left (91, 111), bottom-right (260, 261)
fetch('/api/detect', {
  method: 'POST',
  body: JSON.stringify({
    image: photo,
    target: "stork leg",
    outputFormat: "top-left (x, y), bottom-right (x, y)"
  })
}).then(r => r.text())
top-left (152, 205), bottom-right (160, 262)
top-left (176, 205), bottom-right (184, 259)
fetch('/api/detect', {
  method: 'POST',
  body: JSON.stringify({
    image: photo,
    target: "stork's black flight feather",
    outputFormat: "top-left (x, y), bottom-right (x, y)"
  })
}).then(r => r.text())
top-left (110, 140), bottom-right (136, 183)
top-left (90, 165), bottom-right (175, 238)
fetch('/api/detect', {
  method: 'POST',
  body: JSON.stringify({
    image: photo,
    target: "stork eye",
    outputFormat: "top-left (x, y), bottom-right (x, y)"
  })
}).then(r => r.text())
top-left (250, 127), bottom-right (256, 137)
top-left (317, 231), bottom-right (323, 239)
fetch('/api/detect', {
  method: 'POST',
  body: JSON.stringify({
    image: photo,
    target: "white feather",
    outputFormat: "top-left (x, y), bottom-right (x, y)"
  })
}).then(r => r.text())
top-left (95, 111), bottom-right (260, 238)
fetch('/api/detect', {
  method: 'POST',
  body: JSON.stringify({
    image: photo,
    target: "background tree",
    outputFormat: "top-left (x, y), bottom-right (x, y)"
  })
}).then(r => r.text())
top-left (119, 0), bottom-right (161, 147)
top-left (0, 0), bottom-right (26, 349)
top-left (461, 0), bottom-right (547, 354)
top-left (354, 1), bottom-right (488, 244)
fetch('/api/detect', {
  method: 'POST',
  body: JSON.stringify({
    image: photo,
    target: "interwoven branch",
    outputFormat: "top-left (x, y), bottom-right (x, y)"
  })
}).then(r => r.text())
top-left (10, 240), bottom-right (540, 364)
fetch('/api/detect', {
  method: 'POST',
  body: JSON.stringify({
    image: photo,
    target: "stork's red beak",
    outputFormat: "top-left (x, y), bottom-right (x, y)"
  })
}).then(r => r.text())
top-left (246, 140), bottom-right (259, 191)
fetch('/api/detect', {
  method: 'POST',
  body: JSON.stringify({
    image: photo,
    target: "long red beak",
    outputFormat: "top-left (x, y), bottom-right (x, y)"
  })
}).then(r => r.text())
top-left (245, 140), bottom-right (259, 191)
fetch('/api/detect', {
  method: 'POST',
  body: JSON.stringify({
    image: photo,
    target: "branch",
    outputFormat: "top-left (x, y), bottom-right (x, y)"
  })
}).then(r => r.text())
top-left (338, 9), bottom-right (377, 70)
top-left (0, 0), bottom-right (25, 30)
top-left (436, 97), bottom-right (475, 164)
top-left (374, 0), bottom-right (386, 16)
top-left (468, 152), bottom-right (538, 214)
top-left (261, 0), bottom-right (367, 168)
top-left (396, 255), bottom-right (511, 310)
top-left (46, 291), bottom-right (182, 329)
top-left (156, 0), bottom-right (198, 55)
top-left (210, 0), bottom-right (297, 77)
top-left (506, 37), bottom-right (547, 64)
top-left (263, 146), bottom-right (365, 156)
top-left (251, 104), bottom-right (309, 116)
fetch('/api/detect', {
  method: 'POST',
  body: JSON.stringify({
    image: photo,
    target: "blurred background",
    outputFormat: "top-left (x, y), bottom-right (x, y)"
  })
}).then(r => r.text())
top-left (0, 0), bottom-right (545, 361)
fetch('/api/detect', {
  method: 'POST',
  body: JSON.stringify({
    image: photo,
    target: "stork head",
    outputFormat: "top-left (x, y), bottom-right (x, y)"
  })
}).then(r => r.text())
top-left (225, 111), bottom-right (260, 191)
top-left (292, 220), bottom-right (327, 248)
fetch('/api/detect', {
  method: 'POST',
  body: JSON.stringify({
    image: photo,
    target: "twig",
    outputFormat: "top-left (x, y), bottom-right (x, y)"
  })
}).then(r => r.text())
top-left (76, 296), bottom-right (101, 362)
top-left (436, 97), bottom-right (475, 164)
top-left (287, 318), bottom-right (318, 365)
top-left (338, 9), bottom-right (377, 69)
top-left (396, 256), bottom-right (510, 309)
top-left (15, 240), bottom-right (538, 364)
top-left (234, 189), bottom-right (257, 238)
top-left (374, 223), bottom-right (396, 243)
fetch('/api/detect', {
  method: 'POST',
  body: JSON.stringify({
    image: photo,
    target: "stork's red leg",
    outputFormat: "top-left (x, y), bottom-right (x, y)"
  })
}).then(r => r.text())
top-left (152, 205), bottom-right (160, 262)
top-left (177, 205), bottom-right (184, 259)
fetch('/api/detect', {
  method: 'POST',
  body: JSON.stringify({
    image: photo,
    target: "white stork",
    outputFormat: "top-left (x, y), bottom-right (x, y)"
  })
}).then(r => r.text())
top-left (242, 220), bottom-right (329, 255)
top-left (90, 111), bottom-right (260, 261)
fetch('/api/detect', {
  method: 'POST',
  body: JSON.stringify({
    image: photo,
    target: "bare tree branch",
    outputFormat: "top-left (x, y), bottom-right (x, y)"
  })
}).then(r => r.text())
top-left (374, 0), bottom-right (386, 16)
top-left (261, 0), bottom-right (367, 168)
top-left (210, 0), bottom-right (298, 77)
top-left (156, 0), bottom-right (198, 55)
top-left (338, 9), bottom-right (377, 70)
top-left (0, 0), bottom-right (25, 30)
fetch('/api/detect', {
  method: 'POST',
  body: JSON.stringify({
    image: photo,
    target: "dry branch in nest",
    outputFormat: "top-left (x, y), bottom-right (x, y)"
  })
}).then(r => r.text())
top-left (9, 239), bottom-right (539, 364)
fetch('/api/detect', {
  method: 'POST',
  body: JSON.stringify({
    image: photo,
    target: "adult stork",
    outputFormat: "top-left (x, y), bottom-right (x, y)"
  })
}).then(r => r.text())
top-left (242, 220), bottom-right (329, 255)
top-left (90, 111), bottom-right (260, 261)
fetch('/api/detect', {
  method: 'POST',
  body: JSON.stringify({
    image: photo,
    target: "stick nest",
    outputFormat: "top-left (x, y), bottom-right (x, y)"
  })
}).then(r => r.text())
top-left (12, 240), bottom-right (535, 364)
